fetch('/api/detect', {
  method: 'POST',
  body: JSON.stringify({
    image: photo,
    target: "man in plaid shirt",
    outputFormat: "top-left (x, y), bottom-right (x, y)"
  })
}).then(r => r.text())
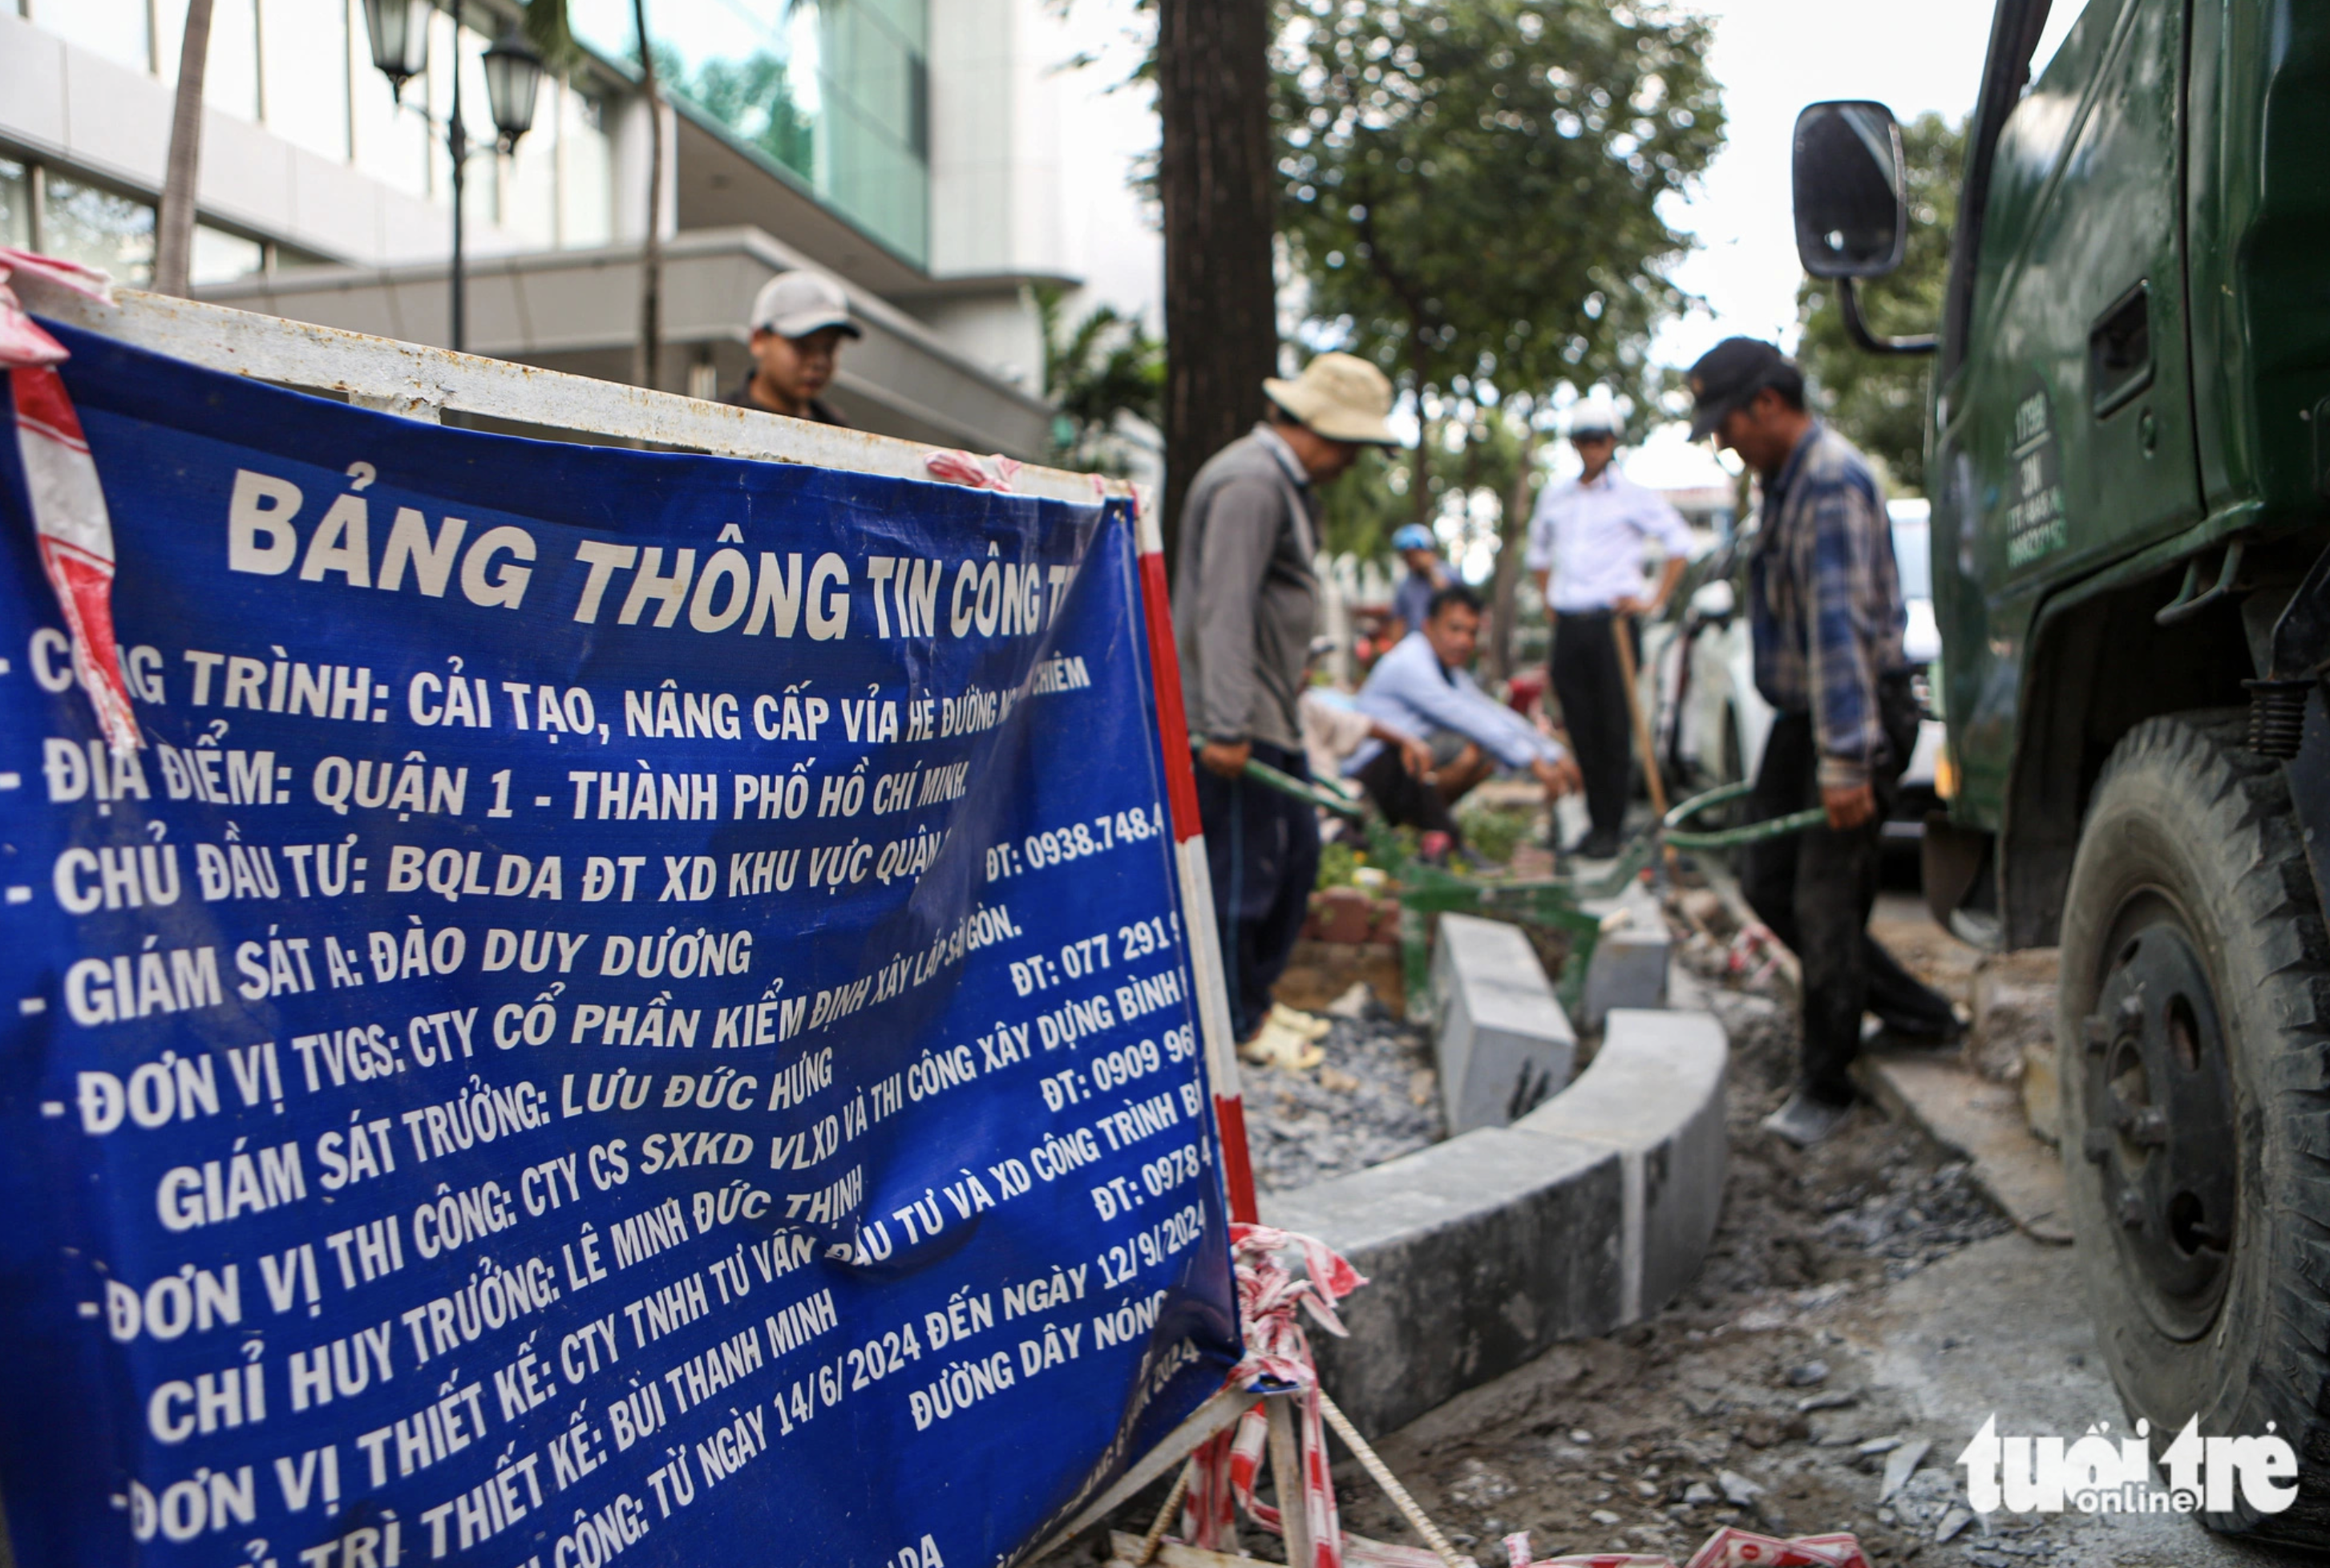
top-left (1689, 338), bottom-right (1956, 1146)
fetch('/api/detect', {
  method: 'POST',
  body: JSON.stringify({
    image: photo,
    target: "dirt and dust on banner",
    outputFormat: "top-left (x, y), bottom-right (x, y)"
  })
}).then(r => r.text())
top-left (0, 318), bottom-right (1241, 1568)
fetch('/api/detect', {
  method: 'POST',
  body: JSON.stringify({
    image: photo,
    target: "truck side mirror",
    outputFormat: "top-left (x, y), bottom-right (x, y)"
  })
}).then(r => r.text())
top-left (1792, 100), bottom-right (1907, 279)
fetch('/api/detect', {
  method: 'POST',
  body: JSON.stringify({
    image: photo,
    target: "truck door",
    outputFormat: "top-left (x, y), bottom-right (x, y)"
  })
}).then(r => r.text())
top-left (1932, 0), bottom-right (2203, 813)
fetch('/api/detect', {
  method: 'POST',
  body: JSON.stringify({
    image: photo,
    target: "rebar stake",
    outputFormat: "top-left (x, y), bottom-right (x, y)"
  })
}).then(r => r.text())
top-left (1134, 1464), bottom-right (1193, 1566)
top-left (1316, 1390), bottom-right (1470, 1568)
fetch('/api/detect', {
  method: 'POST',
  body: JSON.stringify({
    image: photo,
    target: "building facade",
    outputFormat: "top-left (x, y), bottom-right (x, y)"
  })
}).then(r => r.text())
top-left (0, 0), bottom-right (1158, 462)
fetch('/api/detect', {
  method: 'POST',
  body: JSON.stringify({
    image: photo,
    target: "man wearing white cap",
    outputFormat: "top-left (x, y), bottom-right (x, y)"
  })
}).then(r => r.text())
top-left (1524, 390), bottom-right (1692, 859)
top-left (722, 271), bottom-right (860, 425)
top-left (1174, 353), bottom-right (1398, 1065)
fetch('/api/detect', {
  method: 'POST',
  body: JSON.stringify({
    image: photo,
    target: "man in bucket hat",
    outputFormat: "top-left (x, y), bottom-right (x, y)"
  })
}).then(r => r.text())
top-left (1175, 353), bottom-right (1397, 1067)
top-left (722, 270), bottom-right (860, 425)
top-left (1689, 337), bottom-right (1956, 1147)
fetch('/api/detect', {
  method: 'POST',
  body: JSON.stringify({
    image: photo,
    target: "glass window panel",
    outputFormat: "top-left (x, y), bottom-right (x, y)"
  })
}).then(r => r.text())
top-left (260, 0), bottom-right (351, 162)
top-left (572, 0), bottom-right (927, 265)
top-left (204, 0), bottom-right (263, 120)
top-left (0, 160), bottom-right (30, 251)
top-left (190, 224), bottom-right (265, 284)
top-left (30, 0), bottom-right (152, 75)
top-left (859, 0), bottom-right (925, 53)
top-left (42, 176), bottom-right (156, 286)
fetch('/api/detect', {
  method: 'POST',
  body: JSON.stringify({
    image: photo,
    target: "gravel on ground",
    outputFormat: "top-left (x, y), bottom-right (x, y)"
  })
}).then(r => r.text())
top-left (1241, 985), bottom-right (1444, 1193)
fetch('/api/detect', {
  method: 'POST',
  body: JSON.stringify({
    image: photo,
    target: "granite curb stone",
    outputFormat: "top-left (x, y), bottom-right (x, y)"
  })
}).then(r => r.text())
top-left (1261, 1000), bottom-right (1729, 1436)
top-left (1513, 1007), bottom-right (1727, 1324)
top-left (1429, 911), bottom-right (1576, 1134)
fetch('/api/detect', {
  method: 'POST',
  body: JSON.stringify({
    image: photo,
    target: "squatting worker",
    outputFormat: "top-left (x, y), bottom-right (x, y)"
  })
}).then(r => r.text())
top-left (725, 270), bottom-right (859, 424)
top-left (1174, 353), bottom-right (1398, 1046)
top-left (1385, 523), bottom-right (1448, 643)
top-left (1689, 338), bottom-right (1956, 1148)
top-left (1524, 390), bottom-right (1691, 860)
top-left (1345, 585), bottom-right (1582, 849)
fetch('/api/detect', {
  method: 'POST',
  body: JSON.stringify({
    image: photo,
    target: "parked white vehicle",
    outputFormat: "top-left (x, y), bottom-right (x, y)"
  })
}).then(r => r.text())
top-left (1640, 499), bottom-right (1941, 841)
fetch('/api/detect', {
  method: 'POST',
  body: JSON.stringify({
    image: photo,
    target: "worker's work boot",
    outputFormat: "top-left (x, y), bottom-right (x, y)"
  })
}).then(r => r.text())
top-left (1762, 1089), bottom-right (1852, 1148)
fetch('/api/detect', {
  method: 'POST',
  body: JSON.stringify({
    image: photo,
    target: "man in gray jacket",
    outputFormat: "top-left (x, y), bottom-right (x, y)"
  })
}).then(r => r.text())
top-left (1174, 353), bottom-right (1398, 1049)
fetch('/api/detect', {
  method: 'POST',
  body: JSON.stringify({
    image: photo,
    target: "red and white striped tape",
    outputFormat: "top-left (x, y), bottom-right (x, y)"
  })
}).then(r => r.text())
top-left (1182, 1223), bottom-right (1446, 1568)
top-left (0, 249), bottom-right (138, 754)
top-left (1503, 1524), bottom-right (1870, 1567)
top-left (923, 449), bottom-right (1022, 492)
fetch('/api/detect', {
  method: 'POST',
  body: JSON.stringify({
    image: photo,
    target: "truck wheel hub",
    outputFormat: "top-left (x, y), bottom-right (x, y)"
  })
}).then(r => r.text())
top-left (2088, 916), bottom-right (2239, 1339)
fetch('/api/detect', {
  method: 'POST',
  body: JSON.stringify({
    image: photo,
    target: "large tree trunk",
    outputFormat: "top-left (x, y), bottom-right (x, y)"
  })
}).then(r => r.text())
top-left (1487, 416), bottom-right (1538, 681)
top-left (151, 0), bottom-right (216, 297)
top-left (632, 0), bottom-right (664, 392)
top-left (1157, 0), bottom-right (1276, 572)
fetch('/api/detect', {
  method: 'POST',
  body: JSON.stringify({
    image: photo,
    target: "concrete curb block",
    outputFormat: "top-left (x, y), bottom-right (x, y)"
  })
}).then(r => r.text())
top-left (1430, 911), bottom-right (1576, 1134)
top-left (1261, 1126), bottom-right (1624, 1439)
top-left (1260, 1006), bottom-right (1729, 1437)
top-left (1515, 1008), bottom-right (1728, 1325)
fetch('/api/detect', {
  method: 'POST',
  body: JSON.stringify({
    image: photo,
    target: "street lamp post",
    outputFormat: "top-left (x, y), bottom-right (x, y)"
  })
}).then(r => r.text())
top-left (359, 0), bottom-right (543, 354)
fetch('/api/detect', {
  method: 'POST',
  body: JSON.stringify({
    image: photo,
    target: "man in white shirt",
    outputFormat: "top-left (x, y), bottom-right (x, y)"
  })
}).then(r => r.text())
top-left (1524, 392), bottom-right (1692, 859)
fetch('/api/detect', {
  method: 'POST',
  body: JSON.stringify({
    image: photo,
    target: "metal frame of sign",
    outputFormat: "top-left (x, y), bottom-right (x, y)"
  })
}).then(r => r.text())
top-left (7, 275), bottom-right (1266, 1562)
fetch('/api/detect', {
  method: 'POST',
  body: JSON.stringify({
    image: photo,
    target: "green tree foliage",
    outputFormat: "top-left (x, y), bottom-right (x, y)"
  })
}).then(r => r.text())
top-left (1275, 0), bottom-right (1724, 513)
top-left (1038, 286), bottom-right (1165, 475)
top-left (1794, 111), bottom-right (1964, 494)
top-left (522, 0), bottom-right (583, 74)
top-left (1317, 446), bottom-right (1412, 562)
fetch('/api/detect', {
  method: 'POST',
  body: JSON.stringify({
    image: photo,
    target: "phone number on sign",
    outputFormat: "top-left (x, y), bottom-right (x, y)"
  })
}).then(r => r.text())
top-left (985, 807), bottom-right (1162, 881)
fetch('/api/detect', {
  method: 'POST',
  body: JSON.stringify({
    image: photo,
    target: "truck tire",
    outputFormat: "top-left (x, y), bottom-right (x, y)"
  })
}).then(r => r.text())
top-left (2058, 711), bottom-right (2330, 1539)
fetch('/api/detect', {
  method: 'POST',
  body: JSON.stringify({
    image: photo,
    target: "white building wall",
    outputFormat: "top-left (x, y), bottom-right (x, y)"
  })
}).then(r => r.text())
top-left (920, 0), bottom-right (1159, 398)
top-left (927, 0), bottom-right (1034, 279)
top-left (1043, 0), bottom-right (1162, 334)
top-left (908, 293), bottom-right (1042, 394)
top-left (605, 95), bottom-right (678, 246)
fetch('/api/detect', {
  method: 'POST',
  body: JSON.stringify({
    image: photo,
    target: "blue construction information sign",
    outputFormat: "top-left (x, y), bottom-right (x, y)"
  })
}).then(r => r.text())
top-left (0, 320), bottom-right (1240, 1568)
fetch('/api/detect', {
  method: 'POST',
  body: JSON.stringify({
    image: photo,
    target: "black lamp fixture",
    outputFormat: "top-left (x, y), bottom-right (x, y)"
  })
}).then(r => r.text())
top-left (360, 0), bottom-right (431, 104)
top-left (358, 0), bottom-right (546, 355)
top-left (480, 28), bottom-right (545, 153)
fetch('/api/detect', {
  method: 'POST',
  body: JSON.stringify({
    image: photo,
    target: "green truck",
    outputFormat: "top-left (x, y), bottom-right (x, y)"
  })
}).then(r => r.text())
top-left (1793, 0), bottom-right (2330, 1540)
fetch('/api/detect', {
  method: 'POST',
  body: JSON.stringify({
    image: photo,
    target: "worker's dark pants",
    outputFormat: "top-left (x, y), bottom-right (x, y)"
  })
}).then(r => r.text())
top-left (1352, 747), bottom-right (1464, 843)
top-left (1550, 609), bottom-right (1635, 841)
top-left (1740, 678), bottom-right (1954, 1106)
top-left (1195, 741), bottom-right (1321, 1041)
